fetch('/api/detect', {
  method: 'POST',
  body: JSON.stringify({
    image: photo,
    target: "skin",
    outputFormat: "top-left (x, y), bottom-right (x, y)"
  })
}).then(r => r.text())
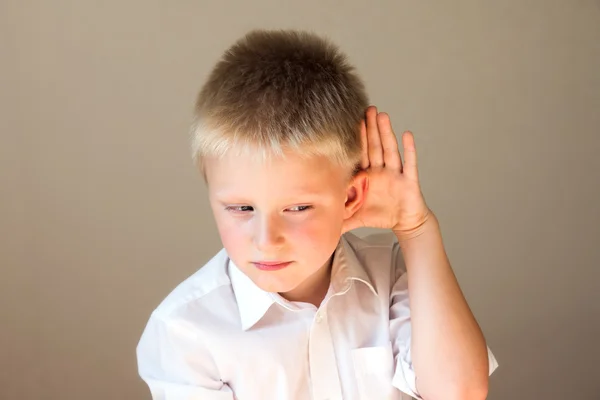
top-left (345, 107), bottom-right (490, 400)
top-left (205, 106), bottom-right (490, 399)
top-left (204, 146), bottom-right (367, 306)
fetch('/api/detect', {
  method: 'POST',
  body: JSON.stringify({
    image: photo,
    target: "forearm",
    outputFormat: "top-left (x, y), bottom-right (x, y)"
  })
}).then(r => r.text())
top-left (395, 213), bottom-right (489, 400)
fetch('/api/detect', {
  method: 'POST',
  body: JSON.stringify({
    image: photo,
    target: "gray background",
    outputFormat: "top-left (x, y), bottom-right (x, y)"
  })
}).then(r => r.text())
top-left (2, 1), bottom-right (599, 399)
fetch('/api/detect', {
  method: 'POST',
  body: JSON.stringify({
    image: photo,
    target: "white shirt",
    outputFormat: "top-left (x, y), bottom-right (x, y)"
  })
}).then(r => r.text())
top-left (136, 231), bottom-right (498, 400)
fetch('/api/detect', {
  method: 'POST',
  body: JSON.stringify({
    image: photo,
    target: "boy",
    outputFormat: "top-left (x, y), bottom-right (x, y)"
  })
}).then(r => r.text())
top-left (136, 30), bottom-right (498, 400)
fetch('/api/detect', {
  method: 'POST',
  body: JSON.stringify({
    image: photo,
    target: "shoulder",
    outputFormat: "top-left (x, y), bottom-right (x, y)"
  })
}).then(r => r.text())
top-left (342, 230), bottom-right (406, 288)
top-left (343, 230), bottom-right (401, 265)
top-left (150, 248), bottom-right (236, 320)
top-left (343, 230), bottom-right (398, 250)
top-left (137, 248), bottom-right (241, 366)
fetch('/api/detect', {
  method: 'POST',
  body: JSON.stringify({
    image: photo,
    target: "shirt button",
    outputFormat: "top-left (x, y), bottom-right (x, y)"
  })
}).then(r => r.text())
top-left (315, 313), bottom-right (323, 323)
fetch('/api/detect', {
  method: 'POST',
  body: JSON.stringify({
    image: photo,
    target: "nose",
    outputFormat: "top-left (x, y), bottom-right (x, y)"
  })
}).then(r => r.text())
top-left (254, 213), bottom-right (285, 252)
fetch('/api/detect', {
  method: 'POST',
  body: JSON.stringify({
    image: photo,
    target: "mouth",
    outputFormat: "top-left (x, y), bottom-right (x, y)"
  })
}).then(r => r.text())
top-left (252, 261), bottom-right (293, 271)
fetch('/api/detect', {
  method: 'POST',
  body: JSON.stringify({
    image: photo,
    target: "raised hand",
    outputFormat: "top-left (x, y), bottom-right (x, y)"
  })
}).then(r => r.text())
top-left (342, 106), bottom-right (430, 239)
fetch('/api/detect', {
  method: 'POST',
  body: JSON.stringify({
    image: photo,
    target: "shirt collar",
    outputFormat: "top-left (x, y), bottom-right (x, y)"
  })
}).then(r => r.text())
top-left (229, 233), bottom-right (378, 331)
top-left (331, 233), bottom-right (378, 296)
top-left (229, 259), bottom-right (276, 331)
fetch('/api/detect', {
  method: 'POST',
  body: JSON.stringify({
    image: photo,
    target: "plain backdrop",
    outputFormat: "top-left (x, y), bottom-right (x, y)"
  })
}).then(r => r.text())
top-left (1, 1), bottom-right (599, 399)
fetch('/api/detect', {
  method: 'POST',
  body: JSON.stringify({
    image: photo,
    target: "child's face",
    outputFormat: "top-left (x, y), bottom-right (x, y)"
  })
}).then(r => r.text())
top-left (205, 149), bottom-right (363, 298)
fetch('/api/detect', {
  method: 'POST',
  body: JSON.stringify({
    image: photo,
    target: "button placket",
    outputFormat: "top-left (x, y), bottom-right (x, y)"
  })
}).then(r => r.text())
top-left (308, 307), bottom-right (342, 400)
top-left (315, 311), bottom-right (324, 323)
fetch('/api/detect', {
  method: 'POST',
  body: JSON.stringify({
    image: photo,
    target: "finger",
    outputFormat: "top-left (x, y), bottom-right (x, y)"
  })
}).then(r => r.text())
top-left (359, 119), bottom-right (369, 169)
top-left (365, 106), bottom-right (383, 167)
top-left (376, 112), bottom-right (402, 171)
top-left (402, 131), bottom-right (418, 180)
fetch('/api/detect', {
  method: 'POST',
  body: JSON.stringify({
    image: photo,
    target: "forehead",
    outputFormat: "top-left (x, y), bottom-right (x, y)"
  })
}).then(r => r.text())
top-left (205, 150), bottom-right (346, 197)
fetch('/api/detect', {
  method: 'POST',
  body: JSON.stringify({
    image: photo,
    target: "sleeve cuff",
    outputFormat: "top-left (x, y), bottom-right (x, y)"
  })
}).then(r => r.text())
top-left (144, 379), bottom-right (236, 400)
top-left (392, 346), bottom-right (499, 399)
top-left (392, 350), bottom-right (421, 399)
top-left (488, 346), bottom-right (499, 375)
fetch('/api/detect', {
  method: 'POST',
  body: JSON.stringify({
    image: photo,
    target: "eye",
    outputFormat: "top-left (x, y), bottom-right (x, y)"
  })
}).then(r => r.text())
top-left (287, 205), bottom-right (313, 212)
top-left (224, 205), bottom-right (312, 213)
top-left (225, 205), bottom-right (254, 213)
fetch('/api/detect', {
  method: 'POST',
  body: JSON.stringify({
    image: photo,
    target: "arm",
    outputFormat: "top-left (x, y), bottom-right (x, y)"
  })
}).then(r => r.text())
top-left (136, 311), bottom-right (235, 400)
top-left (395, 213), bottom-right (490, 400)
top-left (341, 107), bottom-right (497, 399)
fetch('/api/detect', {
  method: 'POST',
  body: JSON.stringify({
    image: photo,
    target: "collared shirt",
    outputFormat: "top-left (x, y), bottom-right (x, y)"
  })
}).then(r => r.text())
top-left (136, 231), bottom-right (498, 400)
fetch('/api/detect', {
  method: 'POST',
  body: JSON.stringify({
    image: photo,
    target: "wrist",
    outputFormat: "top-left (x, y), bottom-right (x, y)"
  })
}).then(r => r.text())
top-left (392, 209), bottom-right (437, 242)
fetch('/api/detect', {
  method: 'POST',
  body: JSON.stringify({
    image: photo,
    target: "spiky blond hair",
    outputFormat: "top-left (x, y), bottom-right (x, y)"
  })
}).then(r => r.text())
top-left (190, 29), bottom-right (368, 181)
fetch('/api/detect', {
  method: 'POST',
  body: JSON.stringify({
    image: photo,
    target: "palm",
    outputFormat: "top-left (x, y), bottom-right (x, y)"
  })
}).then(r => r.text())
top-left (342, 107), bottom-right (429, 235)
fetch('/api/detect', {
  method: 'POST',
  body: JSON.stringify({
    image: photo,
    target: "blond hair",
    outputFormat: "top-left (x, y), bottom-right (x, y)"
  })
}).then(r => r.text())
top-left (190, 29), bottom-right (368, 181)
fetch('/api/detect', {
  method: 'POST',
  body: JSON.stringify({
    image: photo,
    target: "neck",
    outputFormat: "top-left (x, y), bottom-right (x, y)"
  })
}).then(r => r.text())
top-left (279, 255), bottom-right (333, 307)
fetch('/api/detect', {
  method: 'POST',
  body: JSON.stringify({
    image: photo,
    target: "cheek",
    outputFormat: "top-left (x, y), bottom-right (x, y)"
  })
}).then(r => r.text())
top-left (213, 213), bottom-right (247, 252)
top-left (293, 210), bottom-right (344, 244)
top-left (287, 222), bottom-right (318, 244)
top-left (218, 226), bottom-right (243, 248)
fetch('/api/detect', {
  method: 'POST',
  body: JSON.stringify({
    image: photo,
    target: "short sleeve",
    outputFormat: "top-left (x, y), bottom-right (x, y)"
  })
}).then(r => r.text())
top-left (136, 311), bottom-right (235, 400)
top-left (389, 244), bottom-right (499, 399)
top-left (389, 261), bottom-right (420, 399)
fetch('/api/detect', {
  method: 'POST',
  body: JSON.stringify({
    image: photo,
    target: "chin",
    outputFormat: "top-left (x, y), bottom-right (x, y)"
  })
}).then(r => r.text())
top-left (253, 275), bottom-right (300, 294)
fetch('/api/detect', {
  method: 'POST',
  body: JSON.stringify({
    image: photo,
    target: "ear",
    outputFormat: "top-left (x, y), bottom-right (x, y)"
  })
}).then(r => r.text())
top-left (344, 170), bottom-right (368, 220)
